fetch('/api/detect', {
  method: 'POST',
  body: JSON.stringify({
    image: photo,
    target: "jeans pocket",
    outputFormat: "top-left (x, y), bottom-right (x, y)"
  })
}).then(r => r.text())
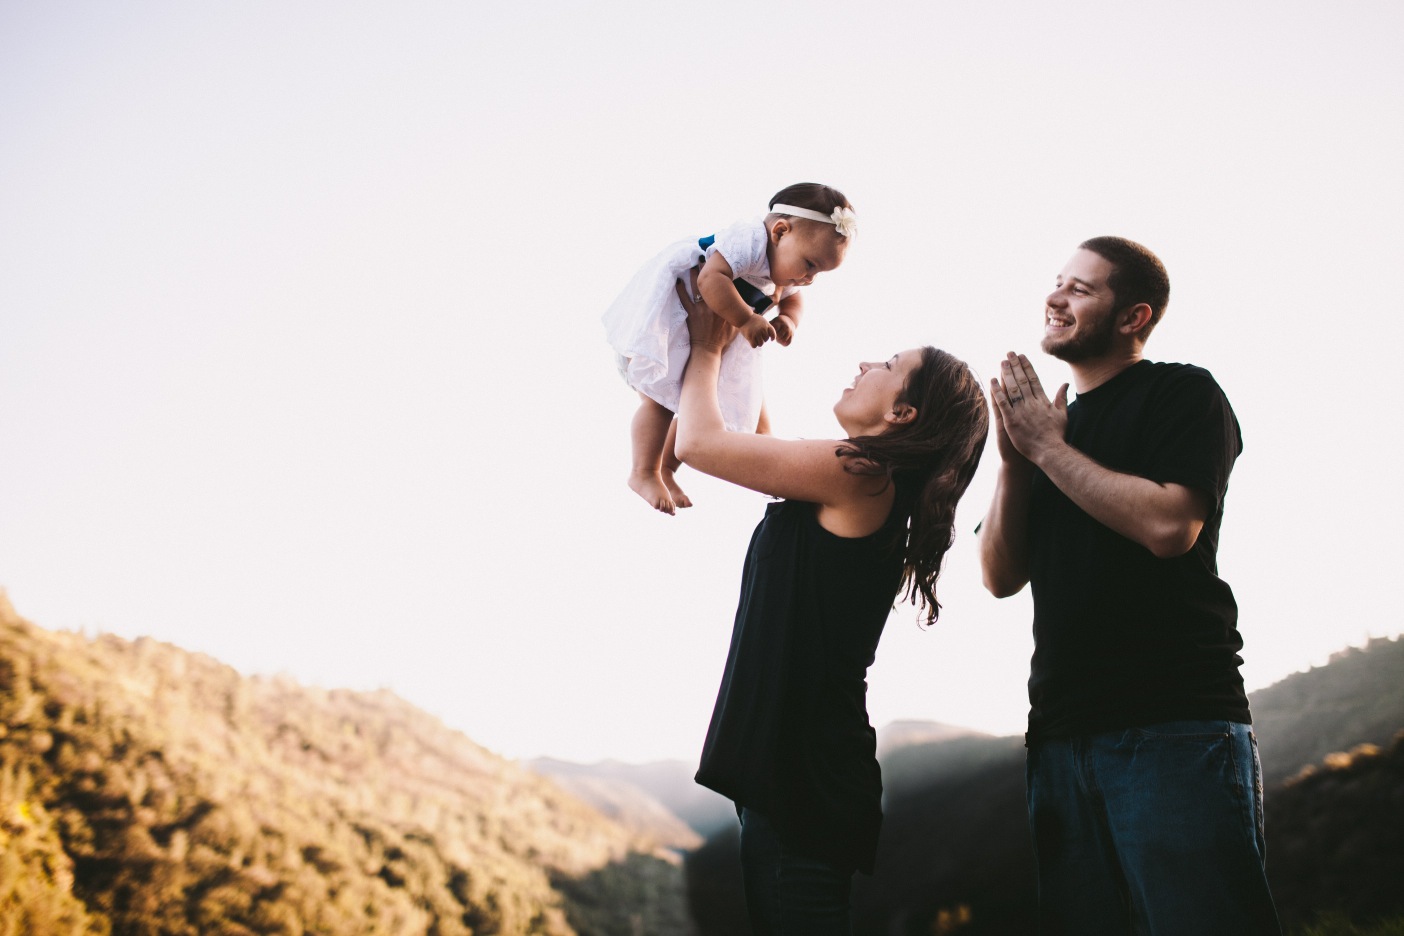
top-left (1126, 721), bottom-right (1245, 800)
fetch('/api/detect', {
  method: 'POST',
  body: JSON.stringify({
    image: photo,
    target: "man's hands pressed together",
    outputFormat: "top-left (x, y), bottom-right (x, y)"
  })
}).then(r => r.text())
top-left (991, 352), bottom-right (1069, 467)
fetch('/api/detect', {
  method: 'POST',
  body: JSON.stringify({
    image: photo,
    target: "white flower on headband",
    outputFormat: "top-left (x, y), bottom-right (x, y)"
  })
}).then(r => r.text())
top-left (831, 206), bottom-right (858, 239)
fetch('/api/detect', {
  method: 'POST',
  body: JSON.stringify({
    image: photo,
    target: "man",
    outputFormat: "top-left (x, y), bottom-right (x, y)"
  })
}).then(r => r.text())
top-left (979, 237), bottom-right (1281, 934)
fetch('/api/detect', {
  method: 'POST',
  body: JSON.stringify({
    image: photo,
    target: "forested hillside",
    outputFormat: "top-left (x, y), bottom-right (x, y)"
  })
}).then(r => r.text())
top-left (0, 593), bottom-right (692, 935)
top-left (1268, 732), bottom-right (1404, 931)
top-left (1252, 637), bottom-right (1404, 786)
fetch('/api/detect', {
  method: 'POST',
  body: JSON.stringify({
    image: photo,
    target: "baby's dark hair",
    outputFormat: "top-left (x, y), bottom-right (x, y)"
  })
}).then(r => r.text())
top-left (767, 182), bottom-right (852, 218)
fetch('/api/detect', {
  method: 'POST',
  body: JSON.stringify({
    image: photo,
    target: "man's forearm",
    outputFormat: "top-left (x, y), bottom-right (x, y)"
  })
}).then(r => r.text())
top-left (980, 463), bottom-right (1034, 597)
top-left (1034, 441), bottom-right (1205, 558)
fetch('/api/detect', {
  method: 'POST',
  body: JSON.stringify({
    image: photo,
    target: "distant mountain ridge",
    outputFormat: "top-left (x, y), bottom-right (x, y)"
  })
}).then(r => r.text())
top-left (1250, 636), bottom-right (1404, 786)
top-left (529, 756), bottom-right (741, 841)
top-left (0, 592), bottom-right (694, 935)
top-left (529, 720), bottom-right (987, 843)
top-left (875, 719), bottom-right (988, 758)
top-left (528, 757), bottom-right (707, 850)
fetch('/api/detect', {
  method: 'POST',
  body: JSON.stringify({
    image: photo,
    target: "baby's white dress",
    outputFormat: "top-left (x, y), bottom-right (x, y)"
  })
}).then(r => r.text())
top-left (602, 218), bottom-right (796, 433)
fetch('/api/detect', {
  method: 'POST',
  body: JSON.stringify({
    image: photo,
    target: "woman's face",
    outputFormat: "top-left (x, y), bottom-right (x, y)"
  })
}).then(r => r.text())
top-left (834, 348), bottom-right (924, 436)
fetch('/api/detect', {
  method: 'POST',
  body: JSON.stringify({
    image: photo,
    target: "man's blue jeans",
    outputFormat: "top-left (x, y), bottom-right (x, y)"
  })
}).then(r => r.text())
top-left (1027, 720), bottom-right (1282, 935)
top-left (738, 807), bottom-right (852, 935)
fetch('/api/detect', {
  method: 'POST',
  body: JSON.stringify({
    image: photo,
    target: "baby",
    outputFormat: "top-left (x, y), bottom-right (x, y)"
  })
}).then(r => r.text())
top-left (602, 182), bottom-right (856, 513)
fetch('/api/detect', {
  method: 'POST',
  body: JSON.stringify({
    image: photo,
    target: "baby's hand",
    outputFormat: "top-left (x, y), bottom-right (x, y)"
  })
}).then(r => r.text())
top-left (741, 314), bottom-right (777, 349)
top-left (772, 313), bottom-right (798, 347)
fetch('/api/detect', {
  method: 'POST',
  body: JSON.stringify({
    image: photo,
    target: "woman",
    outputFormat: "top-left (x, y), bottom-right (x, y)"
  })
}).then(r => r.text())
top-left (675, 283), bottom-right (990, 934)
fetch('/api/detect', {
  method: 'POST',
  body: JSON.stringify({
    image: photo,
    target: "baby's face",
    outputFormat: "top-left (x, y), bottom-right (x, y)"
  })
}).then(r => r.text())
top-left (769, 220), bottom-right (847, 289)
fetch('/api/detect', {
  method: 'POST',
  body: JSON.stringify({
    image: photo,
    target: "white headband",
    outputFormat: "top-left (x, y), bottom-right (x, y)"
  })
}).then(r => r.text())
top-left (771, 203), bottom-right (858, 239)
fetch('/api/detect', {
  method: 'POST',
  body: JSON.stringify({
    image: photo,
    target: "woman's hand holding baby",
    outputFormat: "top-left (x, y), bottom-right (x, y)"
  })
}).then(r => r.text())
top-left (681, 271), bottom-right (739, 355)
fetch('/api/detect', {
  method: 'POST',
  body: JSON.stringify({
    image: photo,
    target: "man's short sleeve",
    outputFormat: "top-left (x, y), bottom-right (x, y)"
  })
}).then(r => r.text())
top-left (1141, 366), bottom-right (1243, 513)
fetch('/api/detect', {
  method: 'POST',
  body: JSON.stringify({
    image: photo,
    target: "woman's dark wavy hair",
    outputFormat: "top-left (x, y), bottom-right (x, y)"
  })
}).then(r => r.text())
top-left (837, 347), bottom-right (989, 626)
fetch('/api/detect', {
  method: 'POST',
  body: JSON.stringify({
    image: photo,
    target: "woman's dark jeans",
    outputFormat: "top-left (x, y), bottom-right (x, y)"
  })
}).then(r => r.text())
top-left (738, 807), bottom-right (853, 936)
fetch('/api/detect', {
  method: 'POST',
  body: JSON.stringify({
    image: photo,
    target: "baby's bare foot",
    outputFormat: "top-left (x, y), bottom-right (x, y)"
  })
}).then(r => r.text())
top-left (662, 469), bottom-right (693, 509)
top-left (628, 470), bottom-right (676, 515)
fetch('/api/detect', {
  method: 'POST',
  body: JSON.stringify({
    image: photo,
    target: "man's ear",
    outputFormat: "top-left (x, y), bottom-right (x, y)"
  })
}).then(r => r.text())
top-left (1119, 303), bottom-right (1154, 337)
top-left (886, 403), bottom-right (917, 426)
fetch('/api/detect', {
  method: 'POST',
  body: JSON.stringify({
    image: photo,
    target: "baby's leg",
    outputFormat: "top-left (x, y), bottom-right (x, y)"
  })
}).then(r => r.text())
top-left (755, 399), bottom-right (771, 436)
top-left (660, 419), bottom-right (692, 509)
top-left (628, 394), bottom-right (678, 514)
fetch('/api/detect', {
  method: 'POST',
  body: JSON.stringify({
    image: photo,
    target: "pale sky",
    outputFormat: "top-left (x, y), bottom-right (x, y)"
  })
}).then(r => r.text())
top-left (2, 1), bottom-right (1401, 764)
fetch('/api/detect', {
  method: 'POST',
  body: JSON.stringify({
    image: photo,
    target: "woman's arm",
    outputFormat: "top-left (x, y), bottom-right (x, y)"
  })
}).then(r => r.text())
top-left (673, 284), bottom-right (889, 532)
top-left (673, 344), bottom-right (850, 504)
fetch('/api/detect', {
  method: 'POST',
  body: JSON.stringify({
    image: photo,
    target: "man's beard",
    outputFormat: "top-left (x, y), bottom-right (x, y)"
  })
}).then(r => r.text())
top-left (1041, 307), bottom-right (1119, 362)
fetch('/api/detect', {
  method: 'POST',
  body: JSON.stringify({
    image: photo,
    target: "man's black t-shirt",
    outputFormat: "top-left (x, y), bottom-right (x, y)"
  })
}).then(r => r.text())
top-left (1027, 360), bottom-right (1251, 740)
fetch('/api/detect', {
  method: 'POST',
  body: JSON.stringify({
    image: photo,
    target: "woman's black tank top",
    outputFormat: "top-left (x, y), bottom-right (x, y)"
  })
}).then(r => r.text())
top-left (694, 496), bottom-right (906, 875)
